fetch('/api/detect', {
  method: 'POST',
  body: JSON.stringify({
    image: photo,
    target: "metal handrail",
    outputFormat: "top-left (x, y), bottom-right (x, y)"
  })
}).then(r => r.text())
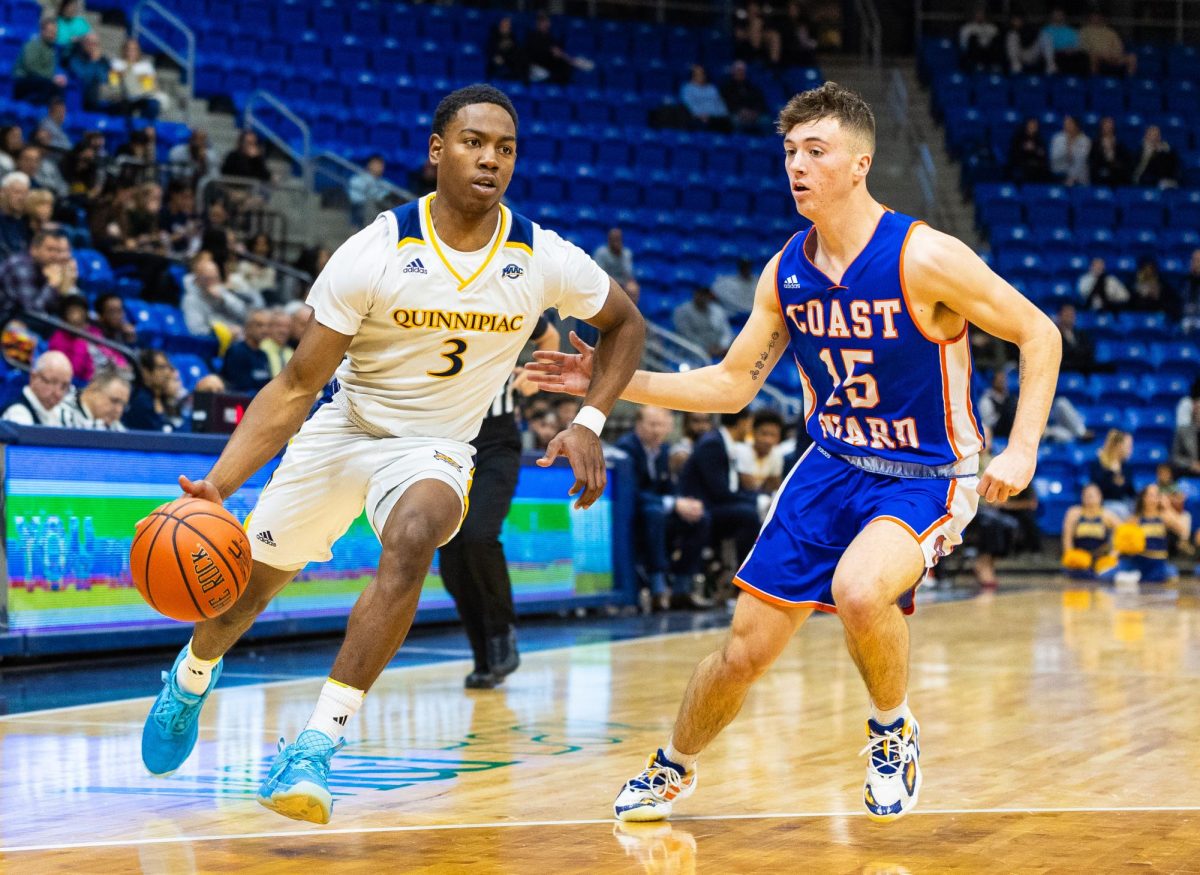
top-left (14, 311), bottom-right (140, 379)
top-left (886, 67), bottom-right (948, 229)
top-left (313, 150), bottom-right (415, 205)
top-left (855, 0), bottom-right (882, 69)
top-left (244, 90), bottom-right (312, 189)
top-left (131, 0), bottom-right (195, 122)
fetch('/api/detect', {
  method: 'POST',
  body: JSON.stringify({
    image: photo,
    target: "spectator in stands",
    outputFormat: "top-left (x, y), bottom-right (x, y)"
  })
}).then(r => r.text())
top-left (978, 369), bottom-right (1017, 440)
top-left (1183, 248), bottom-right (1200, 333)
top-left (64, 368), bottom-right (130, 431)
top-left (1088, 116), bottom-right (1132, 187)
top-left (776, 1), bottom-right (819, 67)
top-left (0, 171), bottom-right (32, 258)
top-left (260, 307), bottom-right (293, 377)
top-left (526, 407), bottom-right (560, 451)
top-left (13, 16), bottom-right (67, 105)
top-left (221, 130), bottom-right (271, 183)
top-left (1130, 259), bottom-right (1181, 320)
top-left (1050, 116), bottom-right (1090, 186)
top-left (1041, 7), bottom-right (1088, 76)
top-left (720, 61), bottom-right (769, 133)
top-left (712, 257), bottom-right (757, 315)
top-left (110, 37), bottom-right (165, 118)
top-left (160, 179), bottom-right (199, 256)
top-left (1132, 125), bottom-right (1180, 189)
top-left (1090, 429), bottom-right (1136, 517)
top-left (2, 350), bottom-right (72, 426)
top-left (1007, 117), bottom-right (1051, 184)
top-left (181, 253), bottom-right (247, 338)
top-left (17, 145), bottom-right (67, 199)
top-left (287, 301), bottom-right (312, 347)
top-left (37, 98), bottom-right (71, 153)
top-left (168, 128), bottom-right (217, 183)
top-left (1079, 11), bottom-right (1136, 77)
top-left (1177, 377), bottom-right (1200, 429)
top-left (1078, 257), bottom-right (1129, 311)
top-left (959, 3), bottom-right (1003, 71)
top-left (48, 293), bottom-right (95, 381)
top-left (733, 2), bottom-right (782, 65)
top-left (740, 408), bottom-right (785, 494)
top-left (111, 128), bottom-right (156, 187)
top-left (65, 31), bottom-right (114, 113)
top-left (526, 12), bottom-right (590, 85)
top-left (61, 132), bottom-right (105, 203)
top-left (486, 16), bottom-right (527, 81)
top-left (1055, 302), bottom-right (1095, 374)
top-left (680, 65), bottom-right (731, 132)
top-left (91, 292), bottom-right (135, 377)
top-left (670, 411), bottom-right (714, 475)
top-left (678, 409), bottom-right (761, 574)
top-left (407, 157), bottom-right (438, 197)
top-left (24, 188), bottom-right (57, 242)
top-left (1172, 402), bottom-right (1200, 476)
top-left (348, 154), bottom-right (392, 225)
top-left (970, 330), bottom-right (1012, 375)
top-left (616, 406), bottom-right (709, 612)
top-left (294, 245), bottom-right (331, 282)
top-left (233, 233), bottom-right (279, 304)
top-left (123, 348), bottom-right (181, 431)
top-left (1004, 14), bottom-right (1055, 74)
top-left (1117, 484), bottom-right (1184, 583)
top-left (220, 308), bottom-right (272, 393)
top-left (592, 227), bottom-right (639, 299)
top-left (56, 0), bottom-right (91, 47)
top-left (0, 227), bottom-right (76, 319)
top-left (0, 126), bottom-right (24, 174)
top-left (674, 285), bottom-right (732, 358)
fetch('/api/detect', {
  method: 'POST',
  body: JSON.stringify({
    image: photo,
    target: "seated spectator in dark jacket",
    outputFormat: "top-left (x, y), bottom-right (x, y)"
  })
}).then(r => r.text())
top-left (0, 227), bottom-right (76, 321)
top-left (486, 16), bottom-right (527, 80)
top-left (1, 350), bottom-right (72, 426)
top-left (0, 171), bottom-right (31, 258)
top-left (1132, 125), bottom-right (1180, 189)
top-left (63, 368), bottom-right (130, 431)
top-left (220, 308), bottom-right (272, 393)
top-left (1183, 248), bottom-right (1200, 332)
top-left (124, 348), bottom-right (183, 432)
top-left (1005, 14), bottom-right (1055, 74)
top-left (1078, 257), bottom-right (1130, 311)
top-left (776, 1), bottom-right (818, 67)
top-left (1088, 117), bottom-right (1132, 187)
top-left (720, 61), bottom-right (769, 132)
top-left (64, 32), bottom-right (113, 112)
top-left (526, 12), bottom-right (581, 85)
top-left (959, 3), bottom-right (1003, 71)
top-left (1130, 259), bottom-right (1181, 320)
top-left (677, 409), bottom-right (761, 568)
top-left (616, 406), bottom-right (710, 611)
top-left (1088, 429), bottom-right (1136, 517)
top-left (13, 17), bottom-right (66, 105)
top-left (1007, 118), bottom-right (1051, 184)
top-left (221, 130), bottom-right (271, 182)
top-left (1055, 303), bottom-right (1095, 374)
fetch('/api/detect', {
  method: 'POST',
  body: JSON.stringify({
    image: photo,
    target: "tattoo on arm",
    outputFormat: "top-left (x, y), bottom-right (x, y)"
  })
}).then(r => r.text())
top-left (750, 332), bottom-right (781, 382)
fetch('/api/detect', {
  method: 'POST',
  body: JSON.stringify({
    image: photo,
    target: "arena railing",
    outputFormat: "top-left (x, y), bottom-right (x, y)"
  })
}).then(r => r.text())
top-left (131, 0), bottom-right (196, 123)
top-left (886, 68), bottom-right (946, 230)
top-left (7, 310), bottom-right (140, 379)
top-left (312, 150), bottom-right (417, 226)
top-left (915, 0), bottom-right (1200, 45)
top-left (243, 90), bottom-right (313, 191)
top-left (855, 0), bottom-right (883, 69)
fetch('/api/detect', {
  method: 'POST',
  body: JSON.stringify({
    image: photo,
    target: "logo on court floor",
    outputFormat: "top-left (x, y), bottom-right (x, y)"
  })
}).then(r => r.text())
top-left (255, 530), bottom-right (277, 547)
top-left (434, 451), bottom-right (463, 471)
top-left (501, 263), bottom-right (524, 279)
top-left (403, 258), bottom-right (428, 275)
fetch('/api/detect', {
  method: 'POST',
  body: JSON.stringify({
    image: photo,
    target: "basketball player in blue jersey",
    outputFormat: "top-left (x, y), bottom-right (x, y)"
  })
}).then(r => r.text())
top-left (137, 85), bottom-right (644, 824)
top-left (530, 82), bottom-right (1062, 822)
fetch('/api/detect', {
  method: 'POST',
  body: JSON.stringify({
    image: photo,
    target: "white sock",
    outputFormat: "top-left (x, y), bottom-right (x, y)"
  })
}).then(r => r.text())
top-left (304, 679), bottom-right (365, 742)
top-left (664, 739), bottom-right (698, 772)
top-left (176, 638), bottom-right (220, 696)
top-left (871, 698), bottom-right (911, 727)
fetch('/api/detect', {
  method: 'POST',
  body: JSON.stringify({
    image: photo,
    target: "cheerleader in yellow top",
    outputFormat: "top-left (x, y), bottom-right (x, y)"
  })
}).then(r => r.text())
top-left (1061, 483), bottom-right (1121, 580)
top-left (1115, 484), bottom-right (1188, 583)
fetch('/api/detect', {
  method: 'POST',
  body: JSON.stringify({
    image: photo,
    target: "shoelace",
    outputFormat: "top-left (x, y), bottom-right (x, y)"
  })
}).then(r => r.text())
top-left (858, 727), bottom-right (912, 778)
top-left (271, 736), bottom-right (344, 782)
top-left (629, 761), bottom-right (686, 802)
top-left (152, 671), bottom-right (201, 735)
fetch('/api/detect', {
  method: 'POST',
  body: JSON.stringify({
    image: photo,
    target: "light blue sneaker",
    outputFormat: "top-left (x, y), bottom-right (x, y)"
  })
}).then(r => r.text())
top-left (141, 645), bottom-right (223, 776)
top-left (257, 729), bottom-right (344, 824)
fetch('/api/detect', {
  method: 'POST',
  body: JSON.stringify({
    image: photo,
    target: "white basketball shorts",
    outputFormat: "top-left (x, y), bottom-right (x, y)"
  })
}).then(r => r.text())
top-left (245, 403), bottom-right (475, 570)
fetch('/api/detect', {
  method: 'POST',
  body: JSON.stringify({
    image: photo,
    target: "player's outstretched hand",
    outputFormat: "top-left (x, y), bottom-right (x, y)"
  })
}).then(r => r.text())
top-left (536, 424), bottom-right (606, 509)
top-left (977, 446), bottom-right (1035, 504)
top-left (526, 331), bottom-right (594, 396)
top-left (179, 474), bottom-right (223, 505)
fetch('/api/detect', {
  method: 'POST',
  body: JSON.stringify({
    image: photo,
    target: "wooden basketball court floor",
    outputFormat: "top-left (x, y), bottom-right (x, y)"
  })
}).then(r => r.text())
top-left (2, 583), bottom-right (1199, 873)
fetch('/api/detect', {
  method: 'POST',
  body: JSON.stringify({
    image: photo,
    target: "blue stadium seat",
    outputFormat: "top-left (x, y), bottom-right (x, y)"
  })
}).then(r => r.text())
top-left (1141, 374), bottom-right (1191, 407)
top-left (1128, 408), bottom-right (1176, 448)
top-left (1090, 373), bottom-right (1143, 407)
top-left (1125, 78), bottom-right (1165, 114)
top-left (1117, 188), bottom-right (1166, 229)
top-left (1167, 190), bottom-right (1200, 229)
top-left (1095, 340), bottom-right (1154, 374)
top-left (1152, 343), bottom-right (1200, 378)
top-left (1023, 185), bottom-right (1071, 227)
top-left (1087, 77), bottom-right (1125, 115)
top-left (1057, 372), bottom-right (1091, 404)
top-left (1071, 187), bottom-right (1117, 230)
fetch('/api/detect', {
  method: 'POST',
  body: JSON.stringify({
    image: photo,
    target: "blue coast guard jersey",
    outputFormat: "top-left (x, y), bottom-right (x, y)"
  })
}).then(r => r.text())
top-left (306, 193), bottom-right (609, 442)
top-left (775, 209), bottom-right (983, 467)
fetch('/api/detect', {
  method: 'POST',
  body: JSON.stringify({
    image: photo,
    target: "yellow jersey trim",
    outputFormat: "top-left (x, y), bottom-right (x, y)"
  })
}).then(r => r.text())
top-left (504, 241), bottom-right (533, 256)
top-left (396, 236), bottom-right (424, 249)
top-left (424, 195), bottom-right (509, 291)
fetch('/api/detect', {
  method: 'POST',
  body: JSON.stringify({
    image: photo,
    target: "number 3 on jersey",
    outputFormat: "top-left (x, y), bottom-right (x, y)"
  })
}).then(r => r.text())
top-left (428, 338), bottom-right (468, 378)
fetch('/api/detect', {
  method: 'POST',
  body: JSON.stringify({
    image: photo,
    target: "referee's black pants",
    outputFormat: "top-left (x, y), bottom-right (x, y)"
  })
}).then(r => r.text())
top-left (438, 418), bottom-right (521, 672)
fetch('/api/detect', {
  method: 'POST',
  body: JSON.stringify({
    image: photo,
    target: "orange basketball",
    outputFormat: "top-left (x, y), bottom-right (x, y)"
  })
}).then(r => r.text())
top-left (130, 497), bottom-right (252, 622)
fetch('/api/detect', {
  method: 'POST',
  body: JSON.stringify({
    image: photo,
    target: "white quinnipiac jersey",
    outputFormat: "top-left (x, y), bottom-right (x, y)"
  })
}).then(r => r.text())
top-left (306, 194), bottom-right (609, 442)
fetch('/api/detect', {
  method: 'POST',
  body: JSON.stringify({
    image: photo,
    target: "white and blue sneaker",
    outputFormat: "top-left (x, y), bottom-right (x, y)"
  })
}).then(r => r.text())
top-left (613, 749), bottom-right (697, 822)
top-left (860, 715), bottom-right (921, 822)
top-left (257, 730), bottom-right (344, 824)
top-left (141, 645), bottom-right (222, 776)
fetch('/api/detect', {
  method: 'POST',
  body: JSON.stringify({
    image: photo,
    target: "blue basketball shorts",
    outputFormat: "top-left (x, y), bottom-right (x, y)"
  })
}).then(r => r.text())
top-left (734, 445), bottom-right (980, 615)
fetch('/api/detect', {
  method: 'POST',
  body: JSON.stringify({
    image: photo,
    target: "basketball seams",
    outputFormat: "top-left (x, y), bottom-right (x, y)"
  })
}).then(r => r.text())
top-left (176, 513), bottom-right (254, 585)
top-left (137, 512), bottom-right (175, 613)
top-left (169, 518), bottom-right (209, 620)
top-left (172, 517), bottom-right (248, 602)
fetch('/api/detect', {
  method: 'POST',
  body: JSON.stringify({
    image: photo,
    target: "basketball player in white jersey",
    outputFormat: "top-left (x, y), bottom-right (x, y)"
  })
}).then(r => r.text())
top-left (139, 85), bottom-right (644, 824)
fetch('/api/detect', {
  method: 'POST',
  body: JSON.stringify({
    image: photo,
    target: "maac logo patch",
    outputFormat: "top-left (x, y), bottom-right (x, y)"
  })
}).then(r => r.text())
top-left (501, 263), bottom-right (524, 279)
top-left (433, 451), bottom-right (463, 471)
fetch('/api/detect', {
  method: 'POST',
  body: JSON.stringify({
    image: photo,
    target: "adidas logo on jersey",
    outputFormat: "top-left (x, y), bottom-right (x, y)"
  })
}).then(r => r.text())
top-left (403, 258), bottom-right (428, 274)
top-left (783, 274), bottom-right (800, 289)
top-left (255, 530), bottom-right (277, 547)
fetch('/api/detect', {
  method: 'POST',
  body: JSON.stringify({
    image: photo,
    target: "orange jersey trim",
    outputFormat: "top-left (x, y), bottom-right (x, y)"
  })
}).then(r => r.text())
top-left (897, 220), bottom-right (968, 346)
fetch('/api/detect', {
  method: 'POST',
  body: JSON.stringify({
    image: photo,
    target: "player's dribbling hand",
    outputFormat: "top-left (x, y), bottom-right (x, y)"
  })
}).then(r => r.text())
top-left (536, 425), bottom-right (606, 509)
top-left (977, 447), bottom-right (1036, 503)
top-left (526, 331), bottom-right (594, 396)
top-left (179, 474), bottom-right (223, 505)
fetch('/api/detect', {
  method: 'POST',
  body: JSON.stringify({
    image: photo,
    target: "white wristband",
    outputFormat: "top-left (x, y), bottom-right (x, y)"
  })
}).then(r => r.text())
top-left (572, 405), bottom-right (606, 437)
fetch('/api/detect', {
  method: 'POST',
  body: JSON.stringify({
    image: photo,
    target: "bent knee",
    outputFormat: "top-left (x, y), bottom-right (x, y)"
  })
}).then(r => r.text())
top-left (381, 510), bottom-right (456, 557)
top-left (831, 575), bottom-right (891, 624)
top-left (719, 636), bottom-right (778, 685)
